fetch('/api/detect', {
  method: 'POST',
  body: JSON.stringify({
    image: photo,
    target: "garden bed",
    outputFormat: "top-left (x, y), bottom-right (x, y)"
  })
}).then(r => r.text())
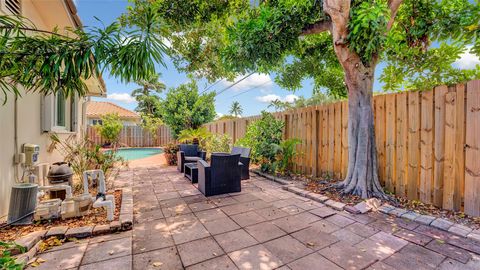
top-left (260, 171), bottom-right (480, 230)
top-left (0, 190), bottom-right (122, 242)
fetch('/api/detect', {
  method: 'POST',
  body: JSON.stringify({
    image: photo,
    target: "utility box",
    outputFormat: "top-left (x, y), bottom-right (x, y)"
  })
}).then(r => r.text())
top-left (34, 199), bottom-right (62, 221)
top-left (23, 144), bottom-right (40, 166)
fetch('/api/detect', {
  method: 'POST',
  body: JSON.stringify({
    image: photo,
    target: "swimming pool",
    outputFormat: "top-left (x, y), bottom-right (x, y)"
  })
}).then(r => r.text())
top-left (113, 148), bottom-right (164, 161)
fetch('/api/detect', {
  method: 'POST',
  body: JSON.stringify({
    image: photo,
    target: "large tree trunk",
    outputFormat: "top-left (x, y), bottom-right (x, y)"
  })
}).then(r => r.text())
top-left (320, 0), bottom-right (387, 199)
top-left (335, 64), bottom-right (386, 198)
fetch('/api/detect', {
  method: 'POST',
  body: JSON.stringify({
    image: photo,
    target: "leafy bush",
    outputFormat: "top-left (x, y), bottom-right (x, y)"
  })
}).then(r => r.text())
top-left (163, 143), bottom-right (179, 166)
top-left (49, 134), bottom-right (124, 181)
top-left (141, 113), bottom-right (163, 141)
top-left (205, 134), bottom-right (231, 158)
top-left (236, 111), bottom-right (284, 172)
top-left (274, 138), bottom-right (301, 175)
top-left (0, 241), bottom-right (25, 270)
top-left (95, 113), bottom-right (123, 147)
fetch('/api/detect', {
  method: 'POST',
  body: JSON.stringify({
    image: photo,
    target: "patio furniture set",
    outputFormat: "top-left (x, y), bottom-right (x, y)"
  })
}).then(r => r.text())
top-left (176, 144), bottom-right (251, 196)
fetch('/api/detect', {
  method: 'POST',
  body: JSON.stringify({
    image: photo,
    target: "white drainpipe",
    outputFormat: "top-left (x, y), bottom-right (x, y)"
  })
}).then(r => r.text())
top-left (83, 170), bottom-right (115, 221)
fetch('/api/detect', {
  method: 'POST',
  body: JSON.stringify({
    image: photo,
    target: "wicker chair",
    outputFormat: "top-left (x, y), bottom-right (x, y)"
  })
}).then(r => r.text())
top-left (231, 147), bottom-right (251, 180)
top-left (177, 144), bottom-right (206, 173)
top-left (197, 153), bottom-right (241, 196)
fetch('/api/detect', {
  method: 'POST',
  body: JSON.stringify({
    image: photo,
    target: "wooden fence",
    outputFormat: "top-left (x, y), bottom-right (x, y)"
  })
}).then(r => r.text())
top-left (204, 80), bottom-right (480, 216)
top-left (87, 125), bottom-right (174, 147)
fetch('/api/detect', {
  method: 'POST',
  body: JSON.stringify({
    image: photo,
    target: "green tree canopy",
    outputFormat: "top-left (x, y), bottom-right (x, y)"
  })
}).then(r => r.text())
top-left (160, 80), bottom-right (216, 137)
top-left (132, 73), bottom-right (166, 117)
top-left (124, 0), bottom-right (479, 95)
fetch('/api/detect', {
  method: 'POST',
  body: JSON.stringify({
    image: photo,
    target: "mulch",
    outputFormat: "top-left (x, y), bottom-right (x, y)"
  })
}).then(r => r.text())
top-left (0, 190), bottom-right (122, 242)
top-left (274, 172), bottom-right (480, 230)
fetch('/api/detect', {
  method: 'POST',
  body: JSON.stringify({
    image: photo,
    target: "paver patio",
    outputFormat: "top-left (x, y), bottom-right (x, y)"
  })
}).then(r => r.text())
top-left (28, 164), bottom-right (480, 269)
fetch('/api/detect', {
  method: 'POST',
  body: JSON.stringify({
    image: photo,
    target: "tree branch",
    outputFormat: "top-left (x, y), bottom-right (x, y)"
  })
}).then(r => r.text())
top-left (301, 21), bottom-right (332, 36)
top-left (387, 0), bottom-right (404, 30)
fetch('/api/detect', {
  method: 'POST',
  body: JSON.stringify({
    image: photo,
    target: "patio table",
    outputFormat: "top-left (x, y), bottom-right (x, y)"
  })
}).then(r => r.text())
top-left (184, 163), bottom-right (198, 183)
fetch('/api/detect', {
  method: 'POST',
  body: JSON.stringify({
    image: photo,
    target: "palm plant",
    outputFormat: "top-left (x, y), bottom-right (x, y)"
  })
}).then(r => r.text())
top-left (229, 101), bottom-right (243, 117)
top-left (268, 99), bottom-right (292, 112)
top-left (132, 73), bottom-right (166, 116)
top-left (0, 6), bottom-right (166, 103)
top-left (177, 127), bottom-right (211, 147)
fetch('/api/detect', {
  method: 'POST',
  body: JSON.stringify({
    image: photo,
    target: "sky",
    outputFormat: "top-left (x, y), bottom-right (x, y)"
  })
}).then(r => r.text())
top-left (75, 0), bottom-right (480, 117)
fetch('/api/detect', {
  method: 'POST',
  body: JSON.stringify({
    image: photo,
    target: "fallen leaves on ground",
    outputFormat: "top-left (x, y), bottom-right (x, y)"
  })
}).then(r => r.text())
top-left (38, 237), bottom-right (63, 253)
top-left (0, 190), bottom-right (122, 242)
top-left (276, 173), bottom-right (480, 230)
top-left (28, 257), bottom-right (46, 267)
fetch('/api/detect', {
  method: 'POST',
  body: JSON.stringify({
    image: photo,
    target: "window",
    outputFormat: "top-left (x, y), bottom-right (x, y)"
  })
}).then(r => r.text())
top-left (42, 92), bottom-right (78, 133)
top-left (92, 119), bottom-right (103, 125)
top-left (55, 91), bottom-right (66, 127)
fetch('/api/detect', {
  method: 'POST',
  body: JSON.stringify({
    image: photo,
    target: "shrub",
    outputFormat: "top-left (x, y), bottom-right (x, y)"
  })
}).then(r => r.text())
top-left (205, 134), bottom-right (231, 158)
top-left (96, 113), bottom-right (123, 147)
top-left (235, 111), bottom-right (284, 172)
top-left (0, 241), bottom-right (25, 270)
top-left (163, 143), bottom-right (179, 166)
top-left (141, 113), bottom-right (163, 142)
top-left (274, 138), bottom-right (301, 175)
top-left (49, 134), bottom-right (124, 182)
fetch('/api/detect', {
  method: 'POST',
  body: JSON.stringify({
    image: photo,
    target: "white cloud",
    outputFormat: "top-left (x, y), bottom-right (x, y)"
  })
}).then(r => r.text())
top-left (220, 73), bottom-right (274, 92)
top-left (256, 94), bottom-right (281, 103)
top-left (454, 46), bottom-right (480, 69)
top-left (107, 93), bottom-right (136, 104)
top-left (256, 94), bottom-right (299, 104)
top-left (284, 94), bottom-right (299, 103)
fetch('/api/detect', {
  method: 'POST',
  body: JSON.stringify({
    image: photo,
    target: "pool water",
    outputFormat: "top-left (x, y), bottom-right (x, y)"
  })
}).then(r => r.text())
top-left (113, 148), bottom-right (163, 160)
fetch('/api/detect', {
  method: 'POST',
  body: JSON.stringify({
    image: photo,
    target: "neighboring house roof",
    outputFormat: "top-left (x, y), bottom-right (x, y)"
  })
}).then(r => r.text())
top-left (86, 101), bottom-right (140, 120)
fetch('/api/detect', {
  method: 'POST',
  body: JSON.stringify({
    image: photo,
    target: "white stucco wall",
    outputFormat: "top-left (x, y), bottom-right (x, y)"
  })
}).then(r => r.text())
top-left (88, 117), bottom-right (140, 126)
top-left (0, 1), bottom-right (99, 219)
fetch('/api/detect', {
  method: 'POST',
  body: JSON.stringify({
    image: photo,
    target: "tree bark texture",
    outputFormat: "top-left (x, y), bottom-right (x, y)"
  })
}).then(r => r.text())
top-left (323, 0), bottom-right (386, 198)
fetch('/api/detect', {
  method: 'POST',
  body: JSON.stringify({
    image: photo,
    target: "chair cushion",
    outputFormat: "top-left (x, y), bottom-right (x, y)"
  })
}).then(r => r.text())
top-left (180, 144), bottom-right (198, 156)
top-left (231, 147), bottom-right (251, 158)
top-left (185, 156), bottom-right (202, 162)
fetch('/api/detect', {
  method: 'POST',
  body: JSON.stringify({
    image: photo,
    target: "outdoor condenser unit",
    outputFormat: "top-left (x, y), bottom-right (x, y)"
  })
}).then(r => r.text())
top-left (7, 183), bottom-right (38, 225)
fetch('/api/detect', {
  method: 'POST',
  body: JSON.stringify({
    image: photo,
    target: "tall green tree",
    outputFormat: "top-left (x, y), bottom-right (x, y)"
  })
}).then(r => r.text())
top-left (229, 101), bottom-right (243, 117)
top-left (160, 80), bottom-right (216, 137)
top-left (125, 0), bottom-right (480, 198)
top-left (132, 73), bottom-right (166, 117)
top-left (0, 5), bottom-right (166, 102)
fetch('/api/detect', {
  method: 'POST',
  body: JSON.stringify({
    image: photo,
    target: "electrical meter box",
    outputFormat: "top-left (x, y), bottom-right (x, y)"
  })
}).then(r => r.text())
top-left (23, 144), bottom-right (40, 166)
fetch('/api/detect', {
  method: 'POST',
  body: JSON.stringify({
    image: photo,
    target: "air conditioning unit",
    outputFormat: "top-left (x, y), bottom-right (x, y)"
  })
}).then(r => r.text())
top-left (0, 0), bottom-right (21, 15)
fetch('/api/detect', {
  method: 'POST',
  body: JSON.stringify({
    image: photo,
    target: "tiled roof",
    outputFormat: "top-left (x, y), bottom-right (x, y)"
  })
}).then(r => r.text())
top-left (86, 101), bottom-right (140, 119)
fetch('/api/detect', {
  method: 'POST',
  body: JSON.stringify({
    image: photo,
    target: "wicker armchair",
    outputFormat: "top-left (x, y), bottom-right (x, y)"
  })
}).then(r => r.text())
top-left (197, 153), bottom-right (241, 196)
top-left (231, 147), bottom-right (251, 180)
top-left (177, 144), bottom-right (206, 173)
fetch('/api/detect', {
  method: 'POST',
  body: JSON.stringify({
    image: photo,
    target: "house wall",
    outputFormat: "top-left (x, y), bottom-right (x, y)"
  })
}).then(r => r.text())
top-left (87, 117), bottom-right (140, 126)
top-left (0, 1), bottom-right (95, 219)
